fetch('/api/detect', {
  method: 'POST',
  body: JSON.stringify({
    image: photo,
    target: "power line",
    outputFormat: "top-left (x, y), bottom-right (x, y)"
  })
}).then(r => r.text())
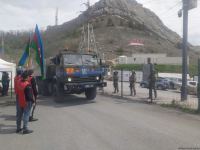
top-left (160, 1), bottom-right (182, 16)
top-left (142, 0), bottom-right (160, 5)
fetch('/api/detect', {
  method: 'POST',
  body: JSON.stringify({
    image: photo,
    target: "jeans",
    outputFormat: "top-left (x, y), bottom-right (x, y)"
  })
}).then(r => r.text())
top-left (113, 82), bottom-right (119, 93)
top-left (16, 101), bottom-right (32, 130)
top-left (2, 84), bottom-right (7, 96)
top-left (16, 95), bottom-right (20, 129)
top-left (149, 86), bottom-right (157, 102)
top-left (130, 83), bottom-right (136, 96)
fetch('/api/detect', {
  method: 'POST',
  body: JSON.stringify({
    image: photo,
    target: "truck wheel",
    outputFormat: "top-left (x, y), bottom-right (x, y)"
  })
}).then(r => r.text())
top-left (53, 83), bottom-right (64, 102)
top-left (157, 85), bottom-right (163, 90)
top-left (85, 87), bottom-right (97, 100)
top-left (41, 80), bottom-right (49, 96)
top-left (141, 83), bottom-right (145, 88)
top-left (47, 83), bottom-right (53, 96)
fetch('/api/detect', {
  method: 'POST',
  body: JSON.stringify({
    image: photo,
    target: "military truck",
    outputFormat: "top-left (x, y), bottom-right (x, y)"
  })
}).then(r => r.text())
top-left (38, 50), bottom-right (107, 101)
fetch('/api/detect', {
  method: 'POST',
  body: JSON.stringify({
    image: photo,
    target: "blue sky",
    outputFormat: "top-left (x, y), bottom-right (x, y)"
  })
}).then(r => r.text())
top-left (0, 0), bottom-right (199, 45)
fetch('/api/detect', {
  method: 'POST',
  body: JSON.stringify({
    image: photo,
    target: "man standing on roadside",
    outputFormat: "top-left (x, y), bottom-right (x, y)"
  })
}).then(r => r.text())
top-left (17, 71), bottom-right (35, 134)
top-left (2, 72), bottom-right (10, 96)
top-left (113, 71), bottom-right (119, 93)
top-left (129, 71), bottom-right (136, 96)
top-left (27, 69), bottom-right (38, 122)
top-left (149, 70), bottom-right (157, 103)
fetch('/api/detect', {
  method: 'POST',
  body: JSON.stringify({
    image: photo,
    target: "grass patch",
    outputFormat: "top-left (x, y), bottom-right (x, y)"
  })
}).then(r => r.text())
top-left (160, 100), bottom-right (199, 114)
top-left (114, 64), bottom-right (198, 76)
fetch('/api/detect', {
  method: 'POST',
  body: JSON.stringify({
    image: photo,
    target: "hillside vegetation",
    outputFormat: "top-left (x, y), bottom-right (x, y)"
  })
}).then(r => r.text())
top-left (1, 0), bottom-right (199, 65)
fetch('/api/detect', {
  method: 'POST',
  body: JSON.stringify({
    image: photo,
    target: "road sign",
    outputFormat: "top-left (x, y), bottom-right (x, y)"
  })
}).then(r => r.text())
top-left (188, 0), bottom-right (197, 10)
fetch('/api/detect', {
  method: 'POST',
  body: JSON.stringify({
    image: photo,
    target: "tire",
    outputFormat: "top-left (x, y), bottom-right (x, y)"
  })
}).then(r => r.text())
top-left (170, 83), bottom-right (175, 89)
top-left (141, 83), bottom-right (145, 88)
top-left (157, 85), bottom-right (163, 90)
top-left (41, 81), bottom-right (49, 96)
top-left (47, 82), bottom-right (53, 96)
top-left (53, 83), bottom-right (65, 102)
top-left (85, 87), bottom-right (97, 100)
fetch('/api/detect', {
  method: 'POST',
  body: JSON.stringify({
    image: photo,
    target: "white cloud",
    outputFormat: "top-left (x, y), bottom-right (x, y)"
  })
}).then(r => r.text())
top-left (0, 0), bottom-right (99, 31)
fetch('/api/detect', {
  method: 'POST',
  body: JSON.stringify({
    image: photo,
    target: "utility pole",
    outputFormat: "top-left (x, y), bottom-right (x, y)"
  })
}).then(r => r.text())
top-left (179, 0), bottom-right (197, 101)
top-left (181, 0), bottom-right (189, 101)
top-left (88, 23), bottom-right (90, 52)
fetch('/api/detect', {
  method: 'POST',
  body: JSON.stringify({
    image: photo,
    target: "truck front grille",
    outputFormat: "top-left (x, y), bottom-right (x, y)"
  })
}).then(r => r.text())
top-left (70, 76), bottom-right (97, 83)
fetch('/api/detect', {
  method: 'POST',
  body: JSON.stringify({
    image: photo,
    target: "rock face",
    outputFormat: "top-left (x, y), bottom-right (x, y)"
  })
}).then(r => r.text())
top-left (3, 0), bottom-right (199, 63)
top-left (89, 0), bottom-right (180, 43)
top-left (45, 0), bottom-right (185, 60)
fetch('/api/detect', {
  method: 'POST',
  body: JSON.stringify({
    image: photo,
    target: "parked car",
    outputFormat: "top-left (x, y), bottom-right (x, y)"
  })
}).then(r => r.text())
top-left (156, 78), bottom-right (170, 90)
top-left (173, 78), bottom-right (183, 90)
top-left (163, 78), bottom-right (176, 89)
top-left (140, 80), bottom-right (149, 88)
top-left (187, 81), bottom-right (198, 95)
top-left (140, 77), bottom-right (169, 90)
top-left (177, 81), bottom-right (198, 95)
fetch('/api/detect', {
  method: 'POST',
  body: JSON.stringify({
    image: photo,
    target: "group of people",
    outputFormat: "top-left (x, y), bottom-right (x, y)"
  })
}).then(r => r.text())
top-left (112, 69), bottom-right (157, 102)
top-left (14, 68), bottom-right (38, 134)
top-left (1, 72), bottom-right (10, 96)
top-left (113, 71), bottom-right (137, 96)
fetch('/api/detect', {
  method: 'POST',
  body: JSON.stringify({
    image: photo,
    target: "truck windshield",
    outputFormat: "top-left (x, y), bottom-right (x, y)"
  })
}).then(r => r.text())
top-left (82, 55), bottom-right (98, 66)
top-left (63, 54), bottom-right (98, 66)
top-left (63, 54), bottom-right (82, 65)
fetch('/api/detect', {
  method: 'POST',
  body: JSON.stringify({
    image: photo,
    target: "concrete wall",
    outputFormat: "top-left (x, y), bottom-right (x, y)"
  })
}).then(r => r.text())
top-left (118, 54), bottom-right (189, 65)
top-left (114, 70), bottom-right (143, 82)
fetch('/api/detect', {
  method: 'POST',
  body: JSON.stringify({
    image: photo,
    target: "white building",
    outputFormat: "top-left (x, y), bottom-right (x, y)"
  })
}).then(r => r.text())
top-left (118, 56), bottom-right (128, 64)
top-left (118, 53), bottom-right (189, 65)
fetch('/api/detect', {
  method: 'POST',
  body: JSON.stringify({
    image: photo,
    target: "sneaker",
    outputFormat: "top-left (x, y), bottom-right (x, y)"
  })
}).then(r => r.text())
top-left (29, 117), bottom-right (38, 122)
top-left (16, 128), bottom-right (22, 133)
top-left (22, 129), bottom-right (33, 134)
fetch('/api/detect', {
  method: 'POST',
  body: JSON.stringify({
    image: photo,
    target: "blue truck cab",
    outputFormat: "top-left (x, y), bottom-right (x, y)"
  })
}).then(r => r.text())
top-left (39, 50), bottom-right (107, 101)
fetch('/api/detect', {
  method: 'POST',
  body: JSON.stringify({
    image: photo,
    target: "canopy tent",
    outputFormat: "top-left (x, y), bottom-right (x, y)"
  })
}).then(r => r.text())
top-left (0, 59), bottom-right (16, 89)
top-left (0, 64), bottom-right (13, 72)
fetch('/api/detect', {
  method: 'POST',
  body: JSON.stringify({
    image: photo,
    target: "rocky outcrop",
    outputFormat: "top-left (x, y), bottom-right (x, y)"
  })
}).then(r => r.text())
top-left (3, 0), bottom-right (199, 63)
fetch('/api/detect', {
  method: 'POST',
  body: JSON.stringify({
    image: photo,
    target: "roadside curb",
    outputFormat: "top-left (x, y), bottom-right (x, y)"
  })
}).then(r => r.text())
top-left (99, 92), bottom-right (200, 116)
top-left (99, 91), bottom-right (155, 105)
top-left (0, 97), bottom-right (15, 106)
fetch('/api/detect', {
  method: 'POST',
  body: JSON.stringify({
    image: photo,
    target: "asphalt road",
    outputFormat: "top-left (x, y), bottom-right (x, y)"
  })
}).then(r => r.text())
top-left (0, 95), bottom-right (200, 150)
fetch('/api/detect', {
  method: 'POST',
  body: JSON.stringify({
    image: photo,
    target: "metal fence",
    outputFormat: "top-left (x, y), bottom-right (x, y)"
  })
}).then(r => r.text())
top-left (104, 68), bottom-right (200, 113)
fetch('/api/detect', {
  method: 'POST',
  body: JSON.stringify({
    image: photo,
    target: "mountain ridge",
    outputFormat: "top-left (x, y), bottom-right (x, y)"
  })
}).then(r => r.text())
top-left (1, 0), bottom-right (200, 64)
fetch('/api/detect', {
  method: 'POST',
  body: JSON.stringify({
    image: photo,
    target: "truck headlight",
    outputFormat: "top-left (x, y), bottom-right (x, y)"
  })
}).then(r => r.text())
top-left (68, 78), bottom-right (72, 82)
top-left (96, 76), bottom-right (100, 80)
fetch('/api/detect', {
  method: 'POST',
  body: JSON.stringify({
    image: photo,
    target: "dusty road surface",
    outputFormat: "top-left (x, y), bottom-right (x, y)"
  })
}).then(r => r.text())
top-left (0, 95), bottom-right (200, 150)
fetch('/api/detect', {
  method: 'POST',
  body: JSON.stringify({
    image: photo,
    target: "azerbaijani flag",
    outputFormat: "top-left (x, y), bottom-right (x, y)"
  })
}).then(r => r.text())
top-left (18, 37), bottom-right (31, 66)
top-left (31, 25), bottom-right (45, 79)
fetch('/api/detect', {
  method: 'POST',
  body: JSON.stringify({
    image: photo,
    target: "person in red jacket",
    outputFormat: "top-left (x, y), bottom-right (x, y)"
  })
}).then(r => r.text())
top-left (14, 68), bottom-right (23, 133)
top-left (17, 71), bottom-right (35, 134)
top-left (27, 69), bottom-right (38, 122)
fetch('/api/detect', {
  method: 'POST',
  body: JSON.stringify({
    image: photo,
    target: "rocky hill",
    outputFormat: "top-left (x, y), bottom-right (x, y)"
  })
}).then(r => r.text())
top-left (1, 0), bottom-right (200, 64)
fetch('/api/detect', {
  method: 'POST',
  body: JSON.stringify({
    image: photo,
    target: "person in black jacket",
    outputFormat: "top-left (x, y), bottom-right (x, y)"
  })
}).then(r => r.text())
top-left (27, 69), bottom-right (38, 122)
top-left (2, 72), bottom-right (10, 96)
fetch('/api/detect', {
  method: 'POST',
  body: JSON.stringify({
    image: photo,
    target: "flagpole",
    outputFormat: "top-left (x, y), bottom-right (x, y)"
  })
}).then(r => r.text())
top-left (27, 32), bottom-right (32, 69)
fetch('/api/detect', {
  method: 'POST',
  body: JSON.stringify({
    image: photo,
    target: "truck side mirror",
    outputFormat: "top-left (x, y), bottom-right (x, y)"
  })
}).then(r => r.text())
top-left (100, 59), bottom-right (102, 66)
top-left (51, 56), bottom-right (60, 65)
top-left (51, 57), bottom-right (57, 65)
top-left (56, 57), bottom-right (60, 65)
